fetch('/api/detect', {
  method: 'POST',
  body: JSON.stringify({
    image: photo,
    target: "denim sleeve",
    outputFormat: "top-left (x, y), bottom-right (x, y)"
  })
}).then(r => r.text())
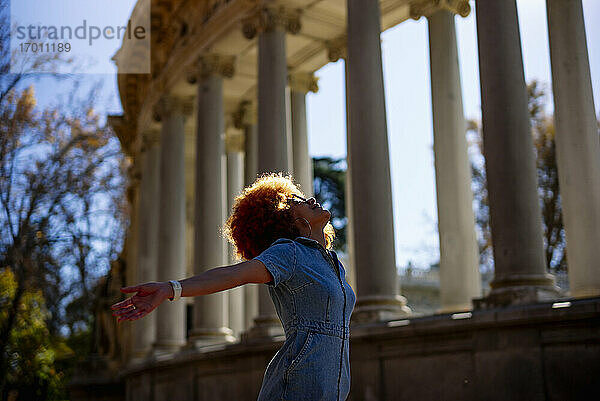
top-left (253, 239), bottom-right (297, 287)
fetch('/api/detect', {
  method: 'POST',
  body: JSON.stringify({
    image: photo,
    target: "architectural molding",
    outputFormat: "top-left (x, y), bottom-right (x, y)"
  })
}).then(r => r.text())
top-left (232, 100), bottom-right (257, 129)
top-left (225, 128), bottom-right (246, 153)
top-left (242, 6), bottom-right (302, 39)
top-left (410, 0), bottom-right (471, 20)
top-left (288, 72), bottom-right (319, 94)
top-left (326, 35), bottom-right (347, 62)
top-left (152, 95), bottom-right (194, 122)
top-left (141, 129), bottom-right (161, 151)
top-left (186, 54), bottom-right (236, 83)
top-left (108, 114), bottom-right (137, 157)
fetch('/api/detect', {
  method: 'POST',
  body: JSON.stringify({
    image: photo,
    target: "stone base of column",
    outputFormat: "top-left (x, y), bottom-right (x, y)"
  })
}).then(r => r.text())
top-left (187, 327), bottom-right (236, 349)
top-left (151, 340), bottom-right (186, 358)
top-left (474, 273), bottom-right (562, 309)
top-left (127, 349), bottom-right (153, 367)
top-left (240, 315), bottom-right (284, 343)
top-left (437, 303), bottom-right (474, 314)
top-left (351, 295), bottom-right (411, 324)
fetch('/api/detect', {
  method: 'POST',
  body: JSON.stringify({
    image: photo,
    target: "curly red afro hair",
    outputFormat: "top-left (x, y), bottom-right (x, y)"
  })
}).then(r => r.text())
top-left (224, 172), bottom-right (335, 260)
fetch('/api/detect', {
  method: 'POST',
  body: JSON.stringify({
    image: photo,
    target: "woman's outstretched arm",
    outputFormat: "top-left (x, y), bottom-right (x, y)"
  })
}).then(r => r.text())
top-left (111, 259), bottom-right (271, 322)
top-left (179, 259), bottom-right (271, 296)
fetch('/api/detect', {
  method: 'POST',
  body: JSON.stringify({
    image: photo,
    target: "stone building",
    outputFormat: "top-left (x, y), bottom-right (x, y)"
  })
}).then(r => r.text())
top-left (71, 0), bottom-right (600, 400)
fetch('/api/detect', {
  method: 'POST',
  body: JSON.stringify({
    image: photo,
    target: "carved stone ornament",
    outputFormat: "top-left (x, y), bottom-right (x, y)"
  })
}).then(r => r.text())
top-left (410, 0), bottom-right (471, 20)
top-left (186, 54), bottom-right (236, 84)
top-left (225, 129), bottom-right (246, 153)
top-left (242, 6), bottom-right (302, 39)
top-left (326, 36), bottom-right (347, 62)
top-left (141, 129), bottom-right (161, 151)
top-left (152, 95), bottom-right (194, 122)
top-left (232, 100), bottom-right (257, 129)
top-left (288, 72), bottom-right (319, 94)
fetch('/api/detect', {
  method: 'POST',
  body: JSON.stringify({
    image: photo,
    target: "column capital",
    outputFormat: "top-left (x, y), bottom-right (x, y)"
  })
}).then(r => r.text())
top-left (225, 128), bottom-right (245, 153)
top-left (141, 129), bottom-right (161, 151)
top-left (288, 72), bottom-right (319, 94)
top-left (232, 100), bottom-right (257, 129)
top-left (410, 0), bottom-right (471, 20)
top-left (326, 36), bottom-right (347, 62)
top-left (242, 6), bottom-right (302, 39)
top-left (152, 95), bottom-right (193, 122)
top-left (186, 54), bottom-right (236, 84)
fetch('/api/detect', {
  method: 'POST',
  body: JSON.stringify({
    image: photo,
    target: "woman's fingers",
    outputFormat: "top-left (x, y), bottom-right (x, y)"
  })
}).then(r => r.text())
top-left (117, 308), bottom-right (146, 322)
top-left (117, 308), bottom-right (141, 321)
top-left (110, 283), bottom-right (162, 322)
top-left (112, 297), bottom-right (153, 321)
top-left (112, 303), bottom-right (136, 316)
top-left (111, 297), bottom-right (133, 310)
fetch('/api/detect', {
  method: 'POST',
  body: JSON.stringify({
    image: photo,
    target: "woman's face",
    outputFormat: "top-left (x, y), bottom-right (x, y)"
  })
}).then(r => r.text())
top-left (289, 194), bottom-right (331, 231)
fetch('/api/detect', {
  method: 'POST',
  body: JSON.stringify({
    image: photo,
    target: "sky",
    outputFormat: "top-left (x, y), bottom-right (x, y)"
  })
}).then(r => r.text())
top-left (10, 0), bottom-right (143, 74)
top-left (14, 0), bottom-right (600, 271)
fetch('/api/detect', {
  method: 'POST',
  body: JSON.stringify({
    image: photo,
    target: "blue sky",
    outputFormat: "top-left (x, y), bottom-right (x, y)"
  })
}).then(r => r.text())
top-left (10, 0), bottom-right (142, 74)
top-left (17, 0), bottom-right (600, 270)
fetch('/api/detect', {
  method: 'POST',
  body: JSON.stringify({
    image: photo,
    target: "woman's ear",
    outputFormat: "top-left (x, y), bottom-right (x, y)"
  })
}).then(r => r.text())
top-left (294, 217), bottom-right (312, 238)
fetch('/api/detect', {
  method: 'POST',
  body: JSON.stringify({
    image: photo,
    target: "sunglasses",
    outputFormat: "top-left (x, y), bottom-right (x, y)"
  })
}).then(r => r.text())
top-left (287, 193), bottom-right (310, 206)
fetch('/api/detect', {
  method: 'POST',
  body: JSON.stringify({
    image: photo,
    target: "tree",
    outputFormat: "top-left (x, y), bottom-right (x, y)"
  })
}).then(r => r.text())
top-left (0, 268), bottom-right (65, 400)
top-left (0, 1), bottom-right (127, 396)
top-left (312, 157), bottom-right (347, 252)
top-left (469, 81), bottom-right (566, 274)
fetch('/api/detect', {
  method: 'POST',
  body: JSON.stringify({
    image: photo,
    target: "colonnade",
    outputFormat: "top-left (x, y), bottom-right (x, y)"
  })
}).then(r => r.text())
top-left (128, 0), bottom-right (599, 357)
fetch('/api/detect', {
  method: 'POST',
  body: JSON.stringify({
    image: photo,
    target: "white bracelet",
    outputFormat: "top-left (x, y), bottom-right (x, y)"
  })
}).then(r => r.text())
top-left (168, 280), bottom-right (182, 301)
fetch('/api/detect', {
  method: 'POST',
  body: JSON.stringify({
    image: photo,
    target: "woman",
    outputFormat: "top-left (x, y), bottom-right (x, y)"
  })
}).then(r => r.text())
top-left (111, 173), bottom-right (356, 400)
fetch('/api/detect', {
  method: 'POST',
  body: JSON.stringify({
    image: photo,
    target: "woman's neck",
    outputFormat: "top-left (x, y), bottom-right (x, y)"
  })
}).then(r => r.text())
top-left (310, 231), bottom-right (326, 248)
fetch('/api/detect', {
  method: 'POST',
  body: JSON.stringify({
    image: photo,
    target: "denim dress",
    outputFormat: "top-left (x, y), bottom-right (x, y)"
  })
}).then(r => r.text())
top-left (253, 237), bottom-right (356, 401)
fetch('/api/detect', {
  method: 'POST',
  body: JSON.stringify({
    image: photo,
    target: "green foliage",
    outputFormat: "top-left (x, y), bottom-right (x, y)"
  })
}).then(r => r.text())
top-left (312, 157), bottom-right (347, 252)
top-left (0, 268), bottom-right (67, 400)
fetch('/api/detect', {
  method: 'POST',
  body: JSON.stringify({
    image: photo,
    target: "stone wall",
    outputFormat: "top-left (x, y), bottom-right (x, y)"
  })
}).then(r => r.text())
top-left (349, 297), bottom-right (599, 401)
top-left (71, 297), bottom-right (600, 401)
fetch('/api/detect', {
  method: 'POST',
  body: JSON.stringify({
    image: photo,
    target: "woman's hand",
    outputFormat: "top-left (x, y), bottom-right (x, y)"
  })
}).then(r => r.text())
top-left (111, 282), bottom-right (172, 322)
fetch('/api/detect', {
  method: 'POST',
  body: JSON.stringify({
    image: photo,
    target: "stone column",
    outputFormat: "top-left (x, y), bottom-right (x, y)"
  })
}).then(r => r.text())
top-left (237, 101), bottom-right (260, 332)
top-left (242, 7), bottom-right (301, 338)
top-left (239, 101), bottom-right (259, 187)
top-left (188, 55), bottom-right (236, 347)
top-left (344, 69), bottom-right (357, 292)
top-left (232, 101), bottom-right (261, 333)
top-left (252, 16), bottom-right (286, 332)
top-left (226, 129), bottom-right (246, 338)
top-left (131, 131), bottom-right (160, 360)
top-left (245, 129), bottom-right (259, 187)
top-left (258, 18), bottom-right (294, 174)
top-left (244, 125), bottom-right (260, 331)
top-left (289, 73), bottom-right (318, 197)
top-left (474, 0), bottom-right (559, 307)
top-left (124, 164), bottom-right (140, 362)
top-left (346, 0), bottom-right (410, 322)
top-left (152, 95), bottom-right (190, 353)
top-left (327, 37), bottom-right (357, 290)
top-left (547, 0), bottom-right (600, 298)
top-left (427, 9), bottom-right (481, 312)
